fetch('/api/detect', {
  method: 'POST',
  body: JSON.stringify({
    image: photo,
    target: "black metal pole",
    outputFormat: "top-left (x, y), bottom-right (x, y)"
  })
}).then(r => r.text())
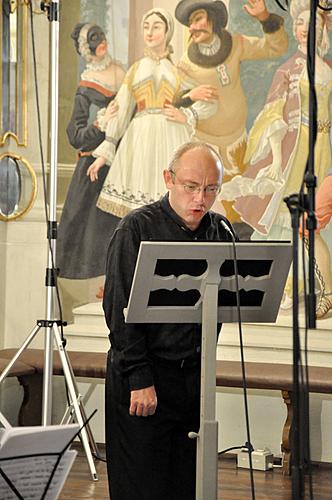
top-left (304, 0), bottom-right (318, 329)
top-left (284, 194), bottom-right (305, 500)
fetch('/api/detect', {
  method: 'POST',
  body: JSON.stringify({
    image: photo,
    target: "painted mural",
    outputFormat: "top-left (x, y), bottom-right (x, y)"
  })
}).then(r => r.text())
top-left (58, 0), bottom-right (332, 321)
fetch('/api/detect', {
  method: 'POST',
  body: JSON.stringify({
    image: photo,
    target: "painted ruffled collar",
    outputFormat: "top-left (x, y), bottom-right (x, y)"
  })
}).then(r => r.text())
top-left (82, 53), bottom-right (113, 73)
top-left (188, 30), bottom-right (233, 68)
top-left (197, 34), bottom-right (221, 57)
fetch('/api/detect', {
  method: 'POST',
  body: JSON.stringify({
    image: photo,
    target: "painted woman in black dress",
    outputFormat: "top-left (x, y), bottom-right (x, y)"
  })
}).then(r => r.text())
top-left (57, 23), bottom-right (125, 279)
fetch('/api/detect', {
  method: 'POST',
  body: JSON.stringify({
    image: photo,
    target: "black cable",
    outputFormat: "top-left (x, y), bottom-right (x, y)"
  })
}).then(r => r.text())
top-left (318, 1), bottom-right (332, 12)
top-left (301, 217), bottom-right (314, 500)
top-left (299, 0), bottom-right (332, 490)
top-left (231, 237), bottom-right (255, 500)
top-left (93, 451), bottom-right (107, 463)
top-left (221, 222), bottom-right (256, 500)
top-left (271, 0), bottom-right (289, 11)
top-left (269, 0), bottom-right (332, 12)
top-left (218, 443), bottom-right (253, 456)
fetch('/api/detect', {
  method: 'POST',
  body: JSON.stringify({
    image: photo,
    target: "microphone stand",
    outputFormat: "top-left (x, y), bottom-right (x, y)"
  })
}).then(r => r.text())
top-left (283, 1), bottom-right (320, 498)
top-left (0, 0), bottom-right (99, 481)
top-left (305, 0), bottom-right (318, 330)
top-left (284, 194), bottom-right (307, 500)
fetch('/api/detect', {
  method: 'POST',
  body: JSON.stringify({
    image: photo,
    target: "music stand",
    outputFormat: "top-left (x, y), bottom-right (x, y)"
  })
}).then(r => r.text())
top-left (124, 241), bottom-right (292, 500)
top-left (0, 423), bottom-right (80, 499)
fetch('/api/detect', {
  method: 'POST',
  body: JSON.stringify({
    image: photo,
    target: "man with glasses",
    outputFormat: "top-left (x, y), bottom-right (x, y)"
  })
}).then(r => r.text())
top-left (103, 141), bottom-right (236, 500)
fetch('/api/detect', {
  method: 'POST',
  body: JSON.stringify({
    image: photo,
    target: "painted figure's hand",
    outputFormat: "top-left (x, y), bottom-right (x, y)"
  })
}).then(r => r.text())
top-left (164, 104), bottom-right (187, 124)
top-left (87, 157), bottom-right (106, 182)
top-left (244, 0), bottom-right (269, 22)
top-left (257, 161), bottom-right (282, 182)
top-left (188, 85), bottom-right (218, 102)
top-left (129, 385), bottom-right (157, 417)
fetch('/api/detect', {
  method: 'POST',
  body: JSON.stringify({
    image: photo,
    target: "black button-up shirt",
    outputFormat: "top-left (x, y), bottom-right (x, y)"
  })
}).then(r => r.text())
top-left (103, 194), bottom-right (236, 390)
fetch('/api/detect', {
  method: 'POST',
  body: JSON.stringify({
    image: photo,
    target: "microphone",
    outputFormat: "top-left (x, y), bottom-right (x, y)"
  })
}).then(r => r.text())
top-left (220, 219), bottom-right (235, 240)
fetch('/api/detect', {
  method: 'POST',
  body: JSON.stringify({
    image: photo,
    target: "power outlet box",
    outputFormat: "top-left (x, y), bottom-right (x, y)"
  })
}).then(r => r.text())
top-left (237, 448), bottom-right (274, 471)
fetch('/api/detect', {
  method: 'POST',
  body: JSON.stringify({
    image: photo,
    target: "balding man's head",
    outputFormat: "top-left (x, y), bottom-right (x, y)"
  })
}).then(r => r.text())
top-left (163, 142), bottom-right (223, 231)
top-left (168, 141), bottom-right (223, 177)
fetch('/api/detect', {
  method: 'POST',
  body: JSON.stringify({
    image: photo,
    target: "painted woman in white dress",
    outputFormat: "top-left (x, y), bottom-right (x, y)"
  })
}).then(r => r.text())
top-left (87, 7), bottom-right (217, 217)
top-left (219, 0), bottom-right (332, 237)
top-left (218, 0), bottom-right (332, 308)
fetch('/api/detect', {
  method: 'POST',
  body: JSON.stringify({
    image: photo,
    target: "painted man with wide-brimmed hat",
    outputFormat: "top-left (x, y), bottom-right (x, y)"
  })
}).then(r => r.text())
top-left (175, 0), bottom-right (288, 230)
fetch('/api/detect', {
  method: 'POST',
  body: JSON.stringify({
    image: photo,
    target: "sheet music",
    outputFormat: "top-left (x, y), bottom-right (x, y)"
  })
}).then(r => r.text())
top-left (0, 449), bottom-right (77, 499)
top-left (0, 424), bottom-right (79, 458)
top-left (0, 424), bottom-right (79, 499)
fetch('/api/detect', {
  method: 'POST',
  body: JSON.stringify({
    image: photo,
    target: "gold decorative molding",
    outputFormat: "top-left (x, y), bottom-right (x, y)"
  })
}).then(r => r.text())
top-left (7, 0), bottom-right (30, 14)
top-left (0, 1), bottom-right (28, 147)
top-left (0, 152), bottom-right (37, 221)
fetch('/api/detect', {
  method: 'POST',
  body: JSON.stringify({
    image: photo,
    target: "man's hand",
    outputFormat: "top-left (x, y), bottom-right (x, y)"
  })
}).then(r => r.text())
top-left (129, 385), bottom-right (157, 417)
top-left (243, 0), bottom-right (269, 22)
top-left (164, 104), bottom-right (187, 124)
top-left (187, 85), bottom-right (218, 102)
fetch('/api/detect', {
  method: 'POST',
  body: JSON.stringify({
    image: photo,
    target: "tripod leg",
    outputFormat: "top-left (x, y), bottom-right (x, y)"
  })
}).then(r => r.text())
top-left (58, 358), bottom-right (100, 457)
top-left (76, 400), bottom-right (100, 457)
top-left (0, 325), bottom-right (41, 384)
top-left (52, 324), bottom-right (98, 481)
top-left (0, 412), bottom-right (12, 428)
top-left (0, 325), bottom-right (42, 428)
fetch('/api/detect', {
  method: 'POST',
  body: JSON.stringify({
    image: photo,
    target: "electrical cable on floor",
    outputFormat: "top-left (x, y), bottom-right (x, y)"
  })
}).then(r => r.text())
top-left (218, 443), bottom-right (254, 456)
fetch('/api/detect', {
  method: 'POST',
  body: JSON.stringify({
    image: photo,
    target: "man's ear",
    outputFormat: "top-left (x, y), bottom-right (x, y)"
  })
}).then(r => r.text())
top-left (163, 169), bottom-right (173, 189)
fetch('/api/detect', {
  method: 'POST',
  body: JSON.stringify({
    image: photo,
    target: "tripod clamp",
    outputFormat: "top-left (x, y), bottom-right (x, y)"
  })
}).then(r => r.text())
top-left (284, 192), bottom-right (307, 218)
top-left (284, 190), bottom-right (316, 237)
top-left (40, 1), bottom-right (59, 22)
top-left (37, 320), bottom-right (67, 328)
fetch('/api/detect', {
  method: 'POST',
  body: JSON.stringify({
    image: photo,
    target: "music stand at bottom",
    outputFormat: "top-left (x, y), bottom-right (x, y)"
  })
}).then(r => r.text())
top-left (124, 241), bottom-right (292, 500)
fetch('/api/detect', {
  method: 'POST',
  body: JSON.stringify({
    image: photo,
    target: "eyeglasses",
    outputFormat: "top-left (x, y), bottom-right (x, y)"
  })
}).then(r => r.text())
top-left (169, 169), bottom-right (220, 196)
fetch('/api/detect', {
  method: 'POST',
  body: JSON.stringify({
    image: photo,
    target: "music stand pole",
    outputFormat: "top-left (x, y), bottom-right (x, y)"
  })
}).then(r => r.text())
top-left (42, 0), bottom-right (60, 426)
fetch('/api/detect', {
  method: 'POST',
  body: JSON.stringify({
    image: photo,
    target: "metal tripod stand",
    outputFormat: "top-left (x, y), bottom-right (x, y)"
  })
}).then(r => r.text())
top-left (0, 321), bottom-right (99, 480)
top-left (0, 0), bottom-right (99, 480)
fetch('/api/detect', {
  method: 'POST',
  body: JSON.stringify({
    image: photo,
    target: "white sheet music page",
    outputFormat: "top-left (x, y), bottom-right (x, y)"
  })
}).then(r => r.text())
top-left (0, 424), bottom-right (79, 499)
top-left (0, 450), bottom-right (77, 499)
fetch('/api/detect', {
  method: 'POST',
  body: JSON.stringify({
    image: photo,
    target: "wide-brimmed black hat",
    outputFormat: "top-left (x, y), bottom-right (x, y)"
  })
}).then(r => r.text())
top-left (175, 0), bottom-right (228, 28)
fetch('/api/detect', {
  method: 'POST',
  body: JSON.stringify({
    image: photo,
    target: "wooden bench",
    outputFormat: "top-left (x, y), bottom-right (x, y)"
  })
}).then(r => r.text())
top-left (0, 357), bottom-right (37, 426)
top-left (1, 348), bottom-right (332, 475)
top-left (0, 349), bottom-right (107, 426)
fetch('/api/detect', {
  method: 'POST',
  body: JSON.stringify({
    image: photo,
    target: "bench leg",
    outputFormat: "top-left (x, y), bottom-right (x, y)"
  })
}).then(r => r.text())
top-left (18, 373), bottom-right (43, 426)
top-left (281, 390), bottom-right (292, 476)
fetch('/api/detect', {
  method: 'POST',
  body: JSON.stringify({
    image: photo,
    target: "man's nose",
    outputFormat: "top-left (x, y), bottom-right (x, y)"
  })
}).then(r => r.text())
top-left (193, 188), bottom-right (205, 201)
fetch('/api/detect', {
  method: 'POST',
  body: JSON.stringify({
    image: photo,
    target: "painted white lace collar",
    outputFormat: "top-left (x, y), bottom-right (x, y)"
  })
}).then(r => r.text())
top-left (82, 53), bottom-right (113, 74)
top-left (198, 35), bottom-right (221, 57)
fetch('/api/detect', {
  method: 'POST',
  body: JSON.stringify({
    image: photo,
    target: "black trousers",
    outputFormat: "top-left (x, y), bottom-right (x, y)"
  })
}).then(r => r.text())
top-left (105, 351), bottom-right (201, 500)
